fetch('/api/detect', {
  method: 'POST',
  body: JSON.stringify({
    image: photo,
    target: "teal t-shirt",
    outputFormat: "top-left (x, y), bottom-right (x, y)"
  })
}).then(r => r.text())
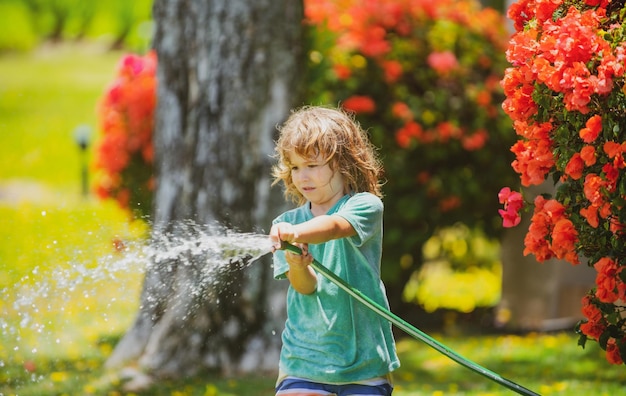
top-left (272, 192), bottom-right (400, 383)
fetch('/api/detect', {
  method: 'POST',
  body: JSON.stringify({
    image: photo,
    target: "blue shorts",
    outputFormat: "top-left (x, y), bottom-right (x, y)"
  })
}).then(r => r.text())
top-left (275, 377), bottom-right (393, 396)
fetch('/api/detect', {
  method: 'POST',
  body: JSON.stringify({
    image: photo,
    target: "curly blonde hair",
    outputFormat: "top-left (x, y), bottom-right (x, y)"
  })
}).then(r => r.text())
top-left (272, 105), bottom-right (384, 205)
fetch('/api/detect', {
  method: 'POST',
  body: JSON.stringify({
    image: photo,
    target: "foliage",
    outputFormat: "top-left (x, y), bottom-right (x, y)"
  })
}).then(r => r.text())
top-left (93, 51), bottom-right (156, 220)
top-left (0, 1), bottom-right (37, 52)
top-left (303, 0), bottom-right (518, 282)
top-left (0, 0), bottom-right (153, 52)
top-left (404, 223), bottom-right (502, 313)
top-left (498, 0), bottom-right (626, 365)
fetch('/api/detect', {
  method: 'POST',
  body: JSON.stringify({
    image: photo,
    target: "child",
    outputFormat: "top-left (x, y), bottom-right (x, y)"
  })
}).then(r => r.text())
top-left (269, 105), bottom-right (400, 396)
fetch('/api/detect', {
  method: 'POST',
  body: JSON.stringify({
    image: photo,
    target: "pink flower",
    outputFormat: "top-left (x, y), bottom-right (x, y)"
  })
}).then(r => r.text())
top-left (498, 187), bottom-right (524, 227)
top-left (427, 51), bottom-right (459, 75)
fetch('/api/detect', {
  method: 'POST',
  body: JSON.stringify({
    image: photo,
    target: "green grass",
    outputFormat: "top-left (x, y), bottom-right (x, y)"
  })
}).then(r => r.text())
top-left (0, 43), bottom-right (126, 185)
top-left (2, 43), bottom-right (626, 396)
top-left (4, 332), bottom-right (625, 395)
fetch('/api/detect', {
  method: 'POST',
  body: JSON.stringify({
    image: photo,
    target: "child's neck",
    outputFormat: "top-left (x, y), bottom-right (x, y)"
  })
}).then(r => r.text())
top-left (309, 189), bottom-right (351, 217)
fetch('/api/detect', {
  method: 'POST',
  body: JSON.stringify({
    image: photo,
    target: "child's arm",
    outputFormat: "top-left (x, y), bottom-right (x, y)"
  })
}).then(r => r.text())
top-left (284, 250), bottom-right (317, 294)
top-left (270, 214), bottom-right (356, 249)
top-left (270, 214), bottom-right (356, 295)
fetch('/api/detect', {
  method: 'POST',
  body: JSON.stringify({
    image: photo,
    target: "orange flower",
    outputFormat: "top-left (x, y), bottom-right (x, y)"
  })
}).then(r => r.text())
top-left (564, 153), bottom-right (584, 180)
top-left (603, 141), bottom-right (626, 158)
top-left (391, 101), bottom-right (412, 120)
top-left (511, 137), bottom-right (555, 186)
top-left (580, 145), bottom-right (596, 166)
top-left (580, 205), bottom-right (599, 228)
top-left (551, 218), bottom-right (579, 264)
top-left (579, 115), bottom-right (602, 143)
top-left (583, 173), bottom-right (606, 207)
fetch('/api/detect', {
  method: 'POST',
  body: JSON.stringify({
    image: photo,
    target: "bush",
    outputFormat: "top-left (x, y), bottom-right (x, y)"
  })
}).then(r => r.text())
top-left (93, 51), bottom-right (156, 220)
top-left (304, 0), bottom-right (518, 282)
top-left (499, 0), bottom-right (626, 365)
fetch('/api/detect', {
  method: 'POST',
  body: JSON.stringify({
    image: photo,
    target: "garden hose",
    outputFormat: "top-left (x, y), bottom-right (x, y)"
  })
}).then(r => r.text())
top-left (280, 242), bottom-right (539, 396)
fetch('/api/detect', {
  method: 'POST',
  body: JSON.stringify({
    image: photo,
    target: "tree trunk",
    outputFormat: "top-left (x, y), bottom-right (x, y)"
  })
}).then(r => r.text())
top-left (106, 0), bottom-right (304, 385)
top-left (496, 183), bottom-right (595, 332)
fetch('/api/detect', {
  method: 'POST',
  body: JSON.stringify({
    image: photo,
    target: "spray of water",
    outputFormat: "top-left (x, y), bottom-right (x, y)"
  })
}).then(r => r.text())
top-left (1, 221), bottom-right (273, 391)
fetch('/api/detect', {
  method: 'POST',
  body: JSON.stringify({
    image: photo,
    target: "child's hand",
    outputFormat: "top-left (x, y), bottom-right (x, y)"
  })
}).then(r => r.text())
top-left (285, 242), bottom-right (312, 269)
top-left (269, 222), bottom-right (299, 251)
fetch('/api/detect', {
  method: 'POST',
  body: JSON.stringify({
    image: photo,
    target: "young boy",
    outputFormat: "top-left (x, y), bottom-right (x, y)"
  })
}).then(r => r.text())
top-left (270, 106), bottom-right (400, 396)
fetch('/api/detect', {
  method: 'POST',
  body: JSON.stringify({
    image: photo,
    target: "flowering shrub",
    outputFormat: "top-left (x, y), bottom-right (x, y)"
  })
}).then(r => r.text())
top-left (498, 0), bottom-right (626, 364)
top-left (93, 51), bottom-right (156, 219)
top-left (305, 0), bottom-right (518, 282)
top-left (92, 1), bottom-right (517, 315)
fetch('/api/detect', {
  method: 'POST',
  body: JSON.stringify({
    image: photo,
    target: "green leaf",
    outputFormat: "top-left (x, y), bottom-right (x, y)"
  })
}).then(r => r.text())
top-left (599, 329), bottom-right (611, 350)
top-left (577, 332), bottom-right (588, 349)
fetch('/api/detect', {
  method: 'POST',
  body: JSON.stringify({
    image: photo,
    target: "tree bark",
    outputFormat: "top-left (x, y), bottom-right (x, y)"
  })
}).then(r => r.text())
top-left (106, 0), bottom-right (304, 383)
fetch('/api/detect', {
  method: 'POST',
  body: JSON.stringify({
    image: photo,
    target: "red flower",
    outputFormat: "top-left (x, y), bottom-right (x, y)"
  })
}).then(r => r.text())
top-left (391, 101), bottom-right (412, 121)
top-left (594, 257), bottom-right (620, 303)
top-left (606, 339), bottom-right (624, 365)
top-left (395, 121), bottom-right (423, 148)
top-left (342, 95), bottom-right (376, 114)
top-left (461, 129), bottom-right (488, 151)
top-left (581, 295), bottom-right (602, 322)
top-left (382, 60), bottom-right (403, 83)
top-left (94, 51), bottom-right (157, 216)
top-left (523, 196), bottom-right (573, 262)
top-left (333, 64), bottom-right (352, 80)
top-left (580, 320), bottom-right (606, 340)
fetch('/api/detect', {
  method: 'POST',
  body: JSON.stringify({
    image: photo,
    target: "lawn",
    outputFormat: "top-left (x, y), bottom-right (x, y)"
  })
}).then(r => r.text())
top-left (1, 43), bottom-right (626, 396)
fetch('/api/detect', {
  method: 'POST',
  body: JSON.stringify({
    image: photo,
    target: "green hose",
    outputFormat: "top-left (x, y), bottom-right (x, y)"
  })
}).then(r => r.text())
top-left (281, 242), bottom-right (539, 396)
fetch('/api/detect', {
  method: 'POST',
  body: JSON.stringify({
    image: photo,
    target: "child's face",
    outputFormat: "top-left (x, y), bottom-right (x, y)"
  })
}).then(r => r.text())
top-left (288, 151), bottom-right (347, 213)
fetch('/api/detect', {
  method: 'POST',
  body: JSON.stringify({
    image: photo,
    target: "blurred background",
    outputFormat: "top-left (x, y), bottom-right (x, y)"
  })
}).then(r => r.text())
top-left (0, 0), bottom-right (621, 395)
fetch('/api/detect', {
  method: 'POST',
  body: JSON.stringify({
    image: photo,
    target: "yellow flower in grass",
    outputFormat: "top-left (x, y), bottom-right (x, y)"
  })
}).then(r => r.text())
top-left (204, 384), bottom-right (218, 396)
top-left (50, 370), bottom-right (68, 382)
